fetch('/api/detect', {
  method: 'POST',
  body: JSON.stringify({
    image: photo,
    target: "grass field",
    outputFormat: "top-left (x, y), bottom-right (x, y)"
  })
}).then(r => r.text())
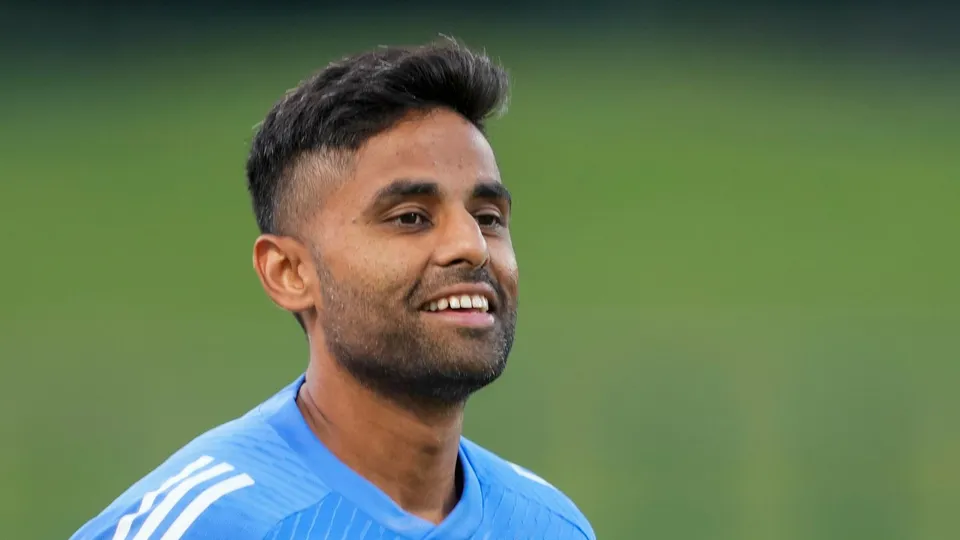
top-left (1, 21), bottom-right (958, 539)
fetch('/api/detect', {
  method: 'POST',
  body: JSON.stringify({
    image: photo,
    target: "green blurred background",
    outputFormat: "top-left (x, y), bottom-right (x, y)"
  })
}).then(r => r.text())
top-left (1, 2), bottom-right (958, 539)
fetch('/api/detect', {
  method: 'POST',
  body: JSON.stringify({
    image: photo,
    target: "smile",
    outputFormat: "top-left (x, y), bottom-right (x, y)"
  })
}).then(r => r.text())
top-left (424, 294), bottom-right (491, 313)
top-left (419, 285), bottom-right (498, 328)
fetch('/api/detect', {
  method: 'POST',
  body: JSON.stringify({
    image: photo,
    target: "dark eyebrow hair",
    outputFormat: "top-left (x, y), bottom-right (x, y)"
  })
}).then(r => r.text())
top-left (370, 179), bottom-right (440, 207)
top-left (473, 181), bottom-right (512, 208)
top-left (368, 178), bottom-right (511, 210)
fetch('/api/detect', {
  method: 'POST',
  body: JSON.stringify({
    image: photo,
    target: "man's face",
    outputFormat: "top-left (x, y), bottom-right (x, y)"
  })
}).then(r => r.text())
top-left (306, 109), bottom-right (518, 404)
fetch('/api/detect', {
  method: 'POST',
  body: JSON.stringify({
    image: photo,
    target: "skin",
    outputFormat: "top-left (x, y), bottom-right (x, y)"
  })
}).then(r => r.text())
top-left (251, 108), bottom-right (519, 524)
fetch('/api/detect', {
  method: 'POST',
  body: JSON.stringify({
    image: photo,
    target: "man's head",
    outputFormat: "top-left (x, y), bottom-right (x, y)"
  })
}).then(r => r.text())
top-left (246, 39), bottom-right (517, 406)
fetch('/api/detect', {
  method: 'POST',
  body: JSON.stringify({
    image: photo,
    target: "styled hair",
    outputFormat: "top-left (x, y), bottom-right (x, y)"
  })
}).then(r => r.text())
top-left (245, 37), bottom-right (510, 236)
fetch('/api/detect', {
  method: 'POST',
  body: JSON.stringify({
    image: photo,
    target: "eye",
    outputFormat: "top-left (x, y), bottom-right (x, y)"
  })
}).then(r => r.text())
top-left (475, 213), bottom-right (505, 228)
top-left (393, 211), bottom-right (429, 227)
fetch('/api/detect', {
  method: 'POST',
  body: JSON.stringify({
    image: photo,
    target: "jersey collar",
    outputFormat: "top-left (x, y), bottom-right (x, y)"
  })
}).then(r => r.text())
top-left (264, 374), bottom-right (484, 540)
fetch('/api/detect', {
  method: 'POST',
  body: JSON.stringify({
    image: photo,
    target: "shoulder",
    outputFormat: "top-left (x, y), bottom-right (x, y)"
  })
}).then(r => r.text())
top-left (70, 413), bottom-right (330, 540)
top-left (462, 438), bottom-right (596, 540)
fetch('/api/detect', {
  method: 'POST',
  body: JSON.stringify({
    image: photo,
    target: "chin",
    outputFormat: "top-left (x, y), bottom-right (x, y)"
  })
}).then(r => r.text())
top-left (406, 351), bottom-right (510, 404)
top-left (409, 366), bottom-right (506, 404)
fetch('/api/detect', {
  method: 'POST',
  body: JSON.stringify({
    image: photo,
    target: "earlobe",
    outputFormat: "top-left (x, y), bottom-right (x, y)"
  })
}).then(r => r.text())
top-left (252, 235), bottom-right (316, 314)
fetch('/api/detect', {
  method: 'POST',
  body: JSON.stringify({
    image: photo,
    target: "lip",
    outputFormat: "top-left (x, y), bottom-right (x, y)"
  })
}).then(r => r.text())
top-left (419, 282), bottom-right (499, 312)
top-left (422, 309), bottom-right (496, 329)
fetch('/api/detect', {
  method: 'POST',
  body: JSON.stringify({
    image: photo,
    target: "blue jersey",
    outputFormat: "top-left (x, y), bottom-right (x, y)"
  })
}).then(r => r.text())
top-left (71, 375), bottom-right (595, 539)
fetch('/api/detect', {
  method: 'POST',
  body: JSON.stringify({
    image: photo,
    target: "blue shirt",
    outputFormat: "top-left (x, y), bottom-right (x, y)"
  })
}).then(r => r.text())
top-left (71, 375), bottom-right (595, 539)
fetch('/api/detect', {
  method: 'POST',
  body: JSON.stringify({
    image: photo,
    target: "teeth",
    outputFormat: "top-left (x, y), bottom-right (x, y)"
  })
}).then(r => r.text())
top-left (425, 294), bottom-right (492, 312)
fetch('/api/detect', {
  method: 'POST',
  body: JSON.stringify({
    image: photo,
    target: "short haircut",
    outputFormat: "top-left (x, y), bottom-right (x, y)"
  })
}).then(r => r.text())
top-left (245, 37), bottom-right (511, 237)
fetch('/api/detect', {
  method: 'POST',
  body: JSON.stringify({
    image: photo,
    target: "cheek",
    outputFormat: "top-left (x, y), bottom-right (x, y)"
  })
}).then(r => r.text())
top-left (325, 242), bottom-right (421, 299)
top-left (492, 246), bottom-right (519, 295)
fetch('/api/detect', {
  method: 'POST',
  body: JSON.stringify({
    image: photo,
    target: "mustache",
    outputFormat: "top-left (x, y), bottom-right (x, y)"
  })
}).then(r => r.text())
top-left (409, 266), bottom-right (506, 307)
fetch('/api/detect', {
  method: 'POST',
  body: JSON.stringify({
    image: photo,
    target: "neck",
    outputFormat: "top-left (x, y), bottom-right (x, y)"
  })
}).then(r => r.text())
top-left (297, 352), bottom-right (466, 525)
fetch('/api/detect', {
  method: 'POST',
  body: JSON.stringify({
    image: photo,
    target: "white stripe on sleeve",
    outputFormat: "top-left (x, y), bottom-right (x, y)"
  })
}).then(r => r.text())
top-left (158, 473), bottom-right (255, 540)
top-left (112, 456), bottom-right (215, 540)
top-left (131, 462), bottom-right (234, 540)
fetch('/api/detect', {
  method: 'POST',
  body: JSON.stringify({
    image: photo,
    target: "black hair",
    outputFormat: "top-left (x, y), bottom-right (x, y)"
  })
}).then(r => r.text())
top-left (245, 37), bottom-right (510, 236)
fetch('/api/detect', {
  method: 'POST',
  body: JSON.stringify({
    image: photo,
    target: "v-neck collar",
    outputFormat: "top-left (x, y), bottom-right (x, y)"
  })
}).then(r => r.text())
top-left (262, 375), bottom-right (484, 539)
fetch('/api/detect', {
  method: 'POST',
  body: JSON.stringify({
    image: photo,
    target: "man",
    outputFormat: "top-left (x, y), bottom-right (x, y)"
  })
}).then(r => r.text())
top-left (71, 38), bottom-right (595, 539)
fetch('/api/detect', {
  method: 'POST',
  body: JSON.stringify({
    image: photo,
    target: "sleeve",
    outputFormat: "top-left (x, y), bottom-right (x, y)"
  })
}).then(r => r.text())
top-left (144, 471), bottom-right (259, 539)
top-left (72, 463), bottom-right (264, 540)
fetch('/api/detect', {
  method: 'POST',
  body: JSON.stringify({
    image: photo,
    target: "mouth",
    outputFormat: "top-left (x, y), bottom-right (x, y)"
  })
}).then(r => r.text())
top-left (419, 286), bottom-right (497, 328)
top-left (423, 293), bottom-right (492, 313)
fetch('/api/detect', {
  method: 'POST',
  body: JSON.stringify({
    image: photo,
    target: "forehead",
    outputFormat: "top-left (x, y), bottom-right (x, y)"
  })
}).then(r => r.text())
top-left (341, 109), bottom-right (501, 201)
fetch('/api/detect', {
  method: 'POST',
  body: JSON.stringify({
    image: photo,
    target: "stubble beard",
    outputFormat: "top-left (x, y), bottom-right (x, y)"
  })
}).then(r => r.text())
top-left (315, 263), bottom-right (517, 408)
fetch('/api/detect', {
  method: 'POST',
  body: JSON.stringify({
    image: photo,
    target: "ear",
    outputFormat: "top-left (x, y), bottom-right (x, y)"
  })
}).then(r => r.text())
top-left (252, 234), bottom-right (317, 315)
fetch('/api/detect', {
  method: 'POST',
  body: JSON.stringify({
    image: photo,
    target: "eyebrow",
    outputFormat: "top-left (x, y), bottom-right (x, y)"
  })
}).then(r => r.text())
top-left (369, 178), bottom-right (512, 208)
top-left (473, 181), bottom-right (512, 208)
top-left (371, 179), bottom-right (441, 205)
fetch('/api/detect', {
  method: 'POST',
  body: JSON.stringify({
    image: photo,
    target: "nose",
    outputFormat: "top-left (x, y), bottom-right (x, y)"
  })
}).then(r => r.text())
top-left (432, 208), bottom-right (489, 268)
